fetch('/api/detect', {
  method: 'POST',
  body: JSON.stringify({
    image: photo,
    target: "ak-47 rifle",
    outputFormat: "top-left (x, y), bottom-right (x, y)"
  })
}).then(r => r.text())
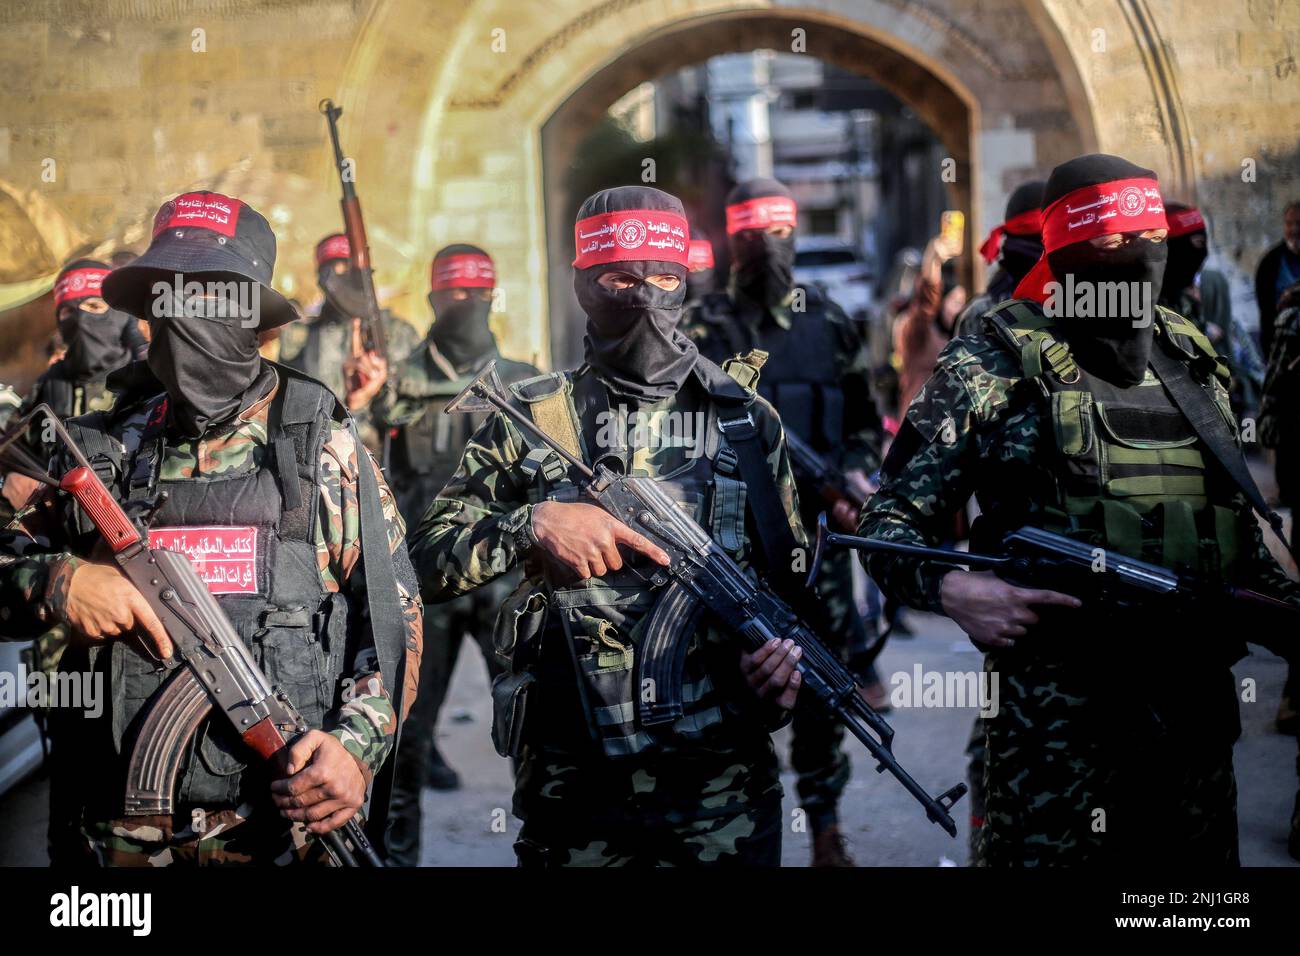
top-left (319, 99), bottom-right (388, 369)
top-left (445, 364), bottom-right (967, 836)
top-left (0, 406), bottom-right (383, 866)
top-left (782, 428), bottom-right (868, 527)
top-left (807, 514), bottom-right (1299, 661)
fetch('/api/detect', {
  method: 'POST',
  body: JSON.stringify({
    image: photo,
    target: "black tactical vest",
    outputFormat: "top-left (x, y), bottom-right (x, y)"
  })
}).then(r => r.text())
top-left (692, 291), bottom-right (844, 452)
top-left (70, 365), bottom-right (351, 811)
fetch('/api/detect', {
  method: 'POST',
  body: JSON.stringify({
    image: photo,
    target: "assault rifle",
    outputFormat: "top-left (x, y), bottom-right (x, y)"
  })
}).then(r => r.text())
top-left (319, 99), bottom-right (388, 369)
top-left (808, 514), bottom-right (1299, 661)
top-left (446, 364), bottom-right (966, 837)
top-left (782, 429), bottom-right (868, 528)
top-left (0, 406), bottom-right (383, 867)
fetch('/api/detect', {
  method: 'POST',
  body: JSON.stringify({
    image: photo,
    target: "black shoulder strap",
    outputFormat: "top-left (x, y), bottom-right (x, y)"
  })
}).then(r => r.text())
top-left (1149, 342), bottom-right (1297, 562)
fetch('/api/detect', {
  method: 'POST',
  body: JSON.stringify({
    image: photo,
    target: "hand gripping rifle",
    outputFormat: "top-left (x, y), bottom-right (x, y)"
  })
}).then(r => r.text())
top-left (446, 364), bottom-right (967, 836)
top-left (0, 406), bottom-right (383, 866)
top-left (807, 513), bottom-right (1299, 662)
top-left (782, 428), bottom-right (868, 524)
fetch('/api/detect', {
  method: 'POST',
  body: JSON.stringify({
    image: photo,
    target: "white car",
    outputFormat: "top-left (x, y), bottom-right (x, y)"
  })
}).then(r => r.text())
top-left (793, 238), bottom-right (875, 320)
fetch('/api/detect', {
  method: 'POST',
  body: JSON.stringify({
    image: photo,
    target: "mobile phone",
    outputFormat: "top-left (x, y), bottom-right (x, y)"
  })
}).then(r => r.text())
top-left (940, 210), bottom-right (965, 255)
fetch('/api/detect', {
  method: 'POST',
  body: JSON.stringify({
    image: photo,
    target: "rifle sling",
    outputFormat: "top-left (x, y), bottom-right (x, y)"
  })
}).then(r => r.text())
top-left (1148, 343), bottom-right (1297, 563)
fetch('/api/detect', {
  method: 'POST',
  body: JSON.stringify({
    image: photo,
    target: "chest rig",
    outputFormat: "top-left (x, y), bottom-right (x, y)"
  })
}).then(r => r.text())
top-left (504, 364), bottom-right (768, 758)
top-left (68, 364), bottom-right (348, 811)
top-left (984, 301), bottom-right (1248, 579)
top-left (696, 291), bottom-right (843, 453)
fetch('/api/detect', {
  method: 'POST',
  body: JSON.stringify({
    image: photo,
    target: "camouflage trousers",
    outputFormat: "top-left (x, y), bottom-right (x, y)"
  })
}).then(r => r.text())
top-left (79, 807), bottom-right (332, 866)
top-left (964, 712), bottom-right (987, 865)
top-left (387, 574), bottom-right (515, 866)
top-left (790, 548), bottom-right (860, 832)
top-left (977, 653), bottom-right (1240, 867)
top-left (512, 740), bottom-right (784, 867)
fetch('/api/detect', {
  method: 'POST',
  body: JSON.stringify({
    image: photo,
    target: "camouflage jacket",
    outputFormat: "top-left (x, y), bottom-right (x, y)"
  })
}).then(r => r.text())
top-left (407, 361), bottom-right (805, 756)
top-left (858, 309), bottom-right (1300, 616)
top-left (1260, 305), bottom-right (1300, 448)
top-left (682, 284), bottom-right (882, 477)
top-left (0, 368), bottom-right (423, 784)
top-left (16, 365), bottom-right (119, 460)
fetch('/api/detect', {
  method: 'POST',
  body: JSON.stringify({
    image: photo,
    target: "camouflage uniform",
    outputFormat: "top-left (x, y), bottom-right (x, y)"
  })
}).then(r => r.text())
top-left (682, 284), bottom-right (882, 836)
top-left (0, 363), bottom-right (423, 866)
top-left (280, 309), bottom-right (420, 451)
top-left (859, 301), bottom-right (1300, 866)
top-left (371, 341), bottom-right (539, 865)
top-left (408, 358), bottom-right (806, 866)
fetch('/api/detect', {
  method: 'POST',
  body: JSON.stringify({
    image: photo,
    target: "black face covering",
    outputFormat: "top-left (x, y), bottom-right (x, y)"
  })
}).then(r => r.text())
top-left (318, 264), bottom-right (368, 322)
top-left (147, 307), bottom-right (266, 439)
top-left (58, 306), bottom-right (133, 381)
top-left (579, 259), bottom-right (697, 404)
top-left (428, 290), bottom-right (497, 368)
top-left (1159, 232), bottom-right (1207, 305)
top-left (1000, 233), bottom-right (1044, 284)
top-left (731, 229), bottom-right (795, 311)
top-left (1048, 237), bottom-right (1168, 387)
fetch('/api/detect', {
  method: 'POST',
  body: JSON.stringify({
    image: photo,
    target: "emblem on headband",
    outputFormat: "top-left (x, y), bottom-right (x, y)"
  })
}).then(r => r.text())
top-left (1118, 186), bottom-right (1147, 217)
top-left (155, 200), bottom-right (177, 231)
top-left (616, 219), bottom-right (647, 251)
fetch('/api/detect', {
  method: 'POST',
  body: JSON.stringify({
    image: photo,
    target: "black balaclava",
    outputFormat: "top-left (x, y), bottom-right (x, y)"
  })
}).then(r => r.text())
top-left (148, 298), bottom-right (267, 439)
top-left (685, 227), bottom-right (716, 301)
top-left (1044, 155), bottom-right (1169, 387)
top-left (56, 259), bottom-right (134, 381)
top-left (1000, 180), bottom-right (1047, 283)
top-left (428, 243), bottom-right (498, 368)
top-left (727, 178), bottom-right (797, 311)
top-left (1159, 202), bottom-right (1208, 306)
top-left (318, 261), bottom-right (368, 323)
top-left (576, 186), bottom-right (697, 404)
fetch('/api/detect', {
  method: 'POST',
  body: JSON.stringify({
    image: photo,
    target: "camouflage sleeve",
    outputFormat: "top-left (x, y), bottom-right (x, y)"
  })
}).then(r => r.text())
top-left (407, 408), bottom-right (532, 603)
top-left (0, 493), bottom-right (82, 637)
top-left (827, 301), bottom-right (883, 474)
top-left (857, 352), bottom-right (989, 613)
top-left (755, 396), bottom-right (809, 550)
top-left (316, 420), bottom-right (424, 775)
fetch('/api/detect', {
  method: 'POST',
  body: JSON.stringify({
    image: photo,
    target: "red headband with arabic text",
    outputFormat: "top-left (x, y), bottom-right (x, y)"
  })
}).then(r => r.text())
top-left (431, 253), bottom-right (496, 290)
top-left (54, 267), bottom-right (110, 306)
top-left (153, 192), bottom-right (244, 239)
top-left (1166, 206), bottom-right (1205, 238)
top-left (725, 196), bottom-right (798, 235)
top-left (315, 234), bottom-right (351, 265)
top-left (572, 210), bottom-right (690, 269)
top-left (687, 239), bottom-right (715, 271)
top-left (978, 208), bottom-right (1043, 264)
top-left (1013, 177), bottom-right (1168, 303)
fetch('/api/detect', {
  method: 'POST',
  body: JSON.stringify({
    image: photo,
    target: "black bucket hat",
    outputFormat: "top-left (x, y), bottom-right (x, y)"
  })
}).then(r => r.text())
top-left (103, 191), bottom-right (297, 330)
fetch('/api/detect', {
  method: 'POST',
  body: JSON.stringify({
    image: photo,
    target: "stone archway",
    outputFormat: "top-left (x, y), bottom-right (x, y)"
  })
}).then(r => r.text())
top-left (342, 0), bottom-right (1099, 368)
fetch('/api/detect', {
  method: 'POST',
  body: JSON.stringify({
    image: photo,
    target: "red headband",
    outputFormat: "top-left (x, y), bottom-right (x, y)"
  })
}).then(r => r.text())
top-left (1014, 177), bottom-right (1167, 303)
top-left (153, 192), bottom-right (243, 238)
top-left (978, 208), bottom-right (1043, 264)
top-left (54, 267), bottom-right (109, 307)
top-left (725, 196), bottom-right (797, 235)
top-left (431, 253), bottom-right (496, 290)
top-left (572, 210), bottom-right (689, 269)
top-left (687, 239), bottom-right (715, 271)
top-left (1166, 206), bottom-right (1205, 238)
top-left (316, 234), bottom-right (351, 265)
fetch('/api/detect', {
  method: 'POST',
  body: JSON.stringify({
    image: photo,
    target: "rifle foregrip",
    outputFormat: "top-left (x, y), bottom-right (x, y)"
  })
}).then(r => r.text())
top-left (60, 465), bottom-right (140, 553)
top-left (342, 199), bottom-right (370, 270)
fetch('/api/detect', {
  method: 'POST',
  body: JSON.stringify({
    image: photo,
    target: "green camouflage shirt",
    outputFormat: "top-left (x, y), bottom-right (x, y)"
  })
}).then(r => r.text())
top-left (858, 318), bottom-right (1300, 615)
top-left (0, 373), bottom-right (423, 781)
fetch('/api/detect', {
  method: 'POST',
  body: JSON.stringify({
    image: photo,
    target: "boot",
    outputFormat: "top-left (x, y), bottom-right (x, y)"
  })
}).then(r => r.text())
top-left (811, 825), bottom-right (856, 867)
top-left (426, 743), bottom-right (462, 791)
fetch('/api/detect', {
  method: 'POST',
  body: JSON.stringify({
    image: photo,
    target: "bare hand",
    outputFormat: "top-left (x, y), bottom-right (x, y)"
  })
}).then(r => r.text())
top-left (344, 318), bottom-right (388, 410)
top-left (63, 561), bottom-right (173, 659)
top-left (270, 730), bottom-right (367, 834)
top-left (843, 468), bottom-right (877, 501)
top-left (1, 472), bottom-right (40, 511)
top-left (939, 569), bottom-right (1081, 649)
top-left (831, 498), bottom-right (860, 531)
top-left (529, 500), bottom-right (671, 581)
top-left (740, 638), bottom-right (802, 709)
